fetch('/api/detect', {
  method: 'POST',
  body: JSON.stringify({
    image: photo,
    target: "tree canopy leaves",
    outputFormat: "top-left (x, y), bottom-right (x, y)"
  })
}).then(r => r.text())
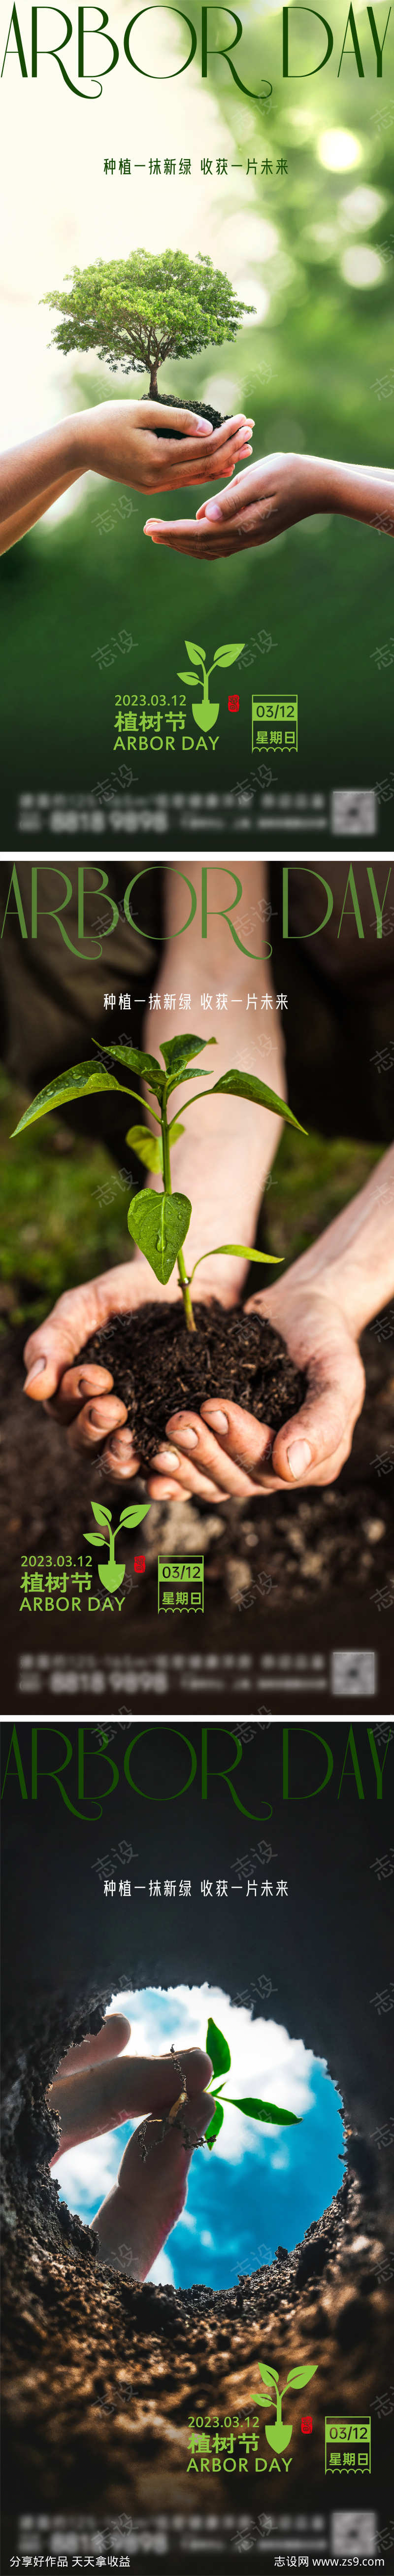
top-left (41, 249), bottom-right (255, 383)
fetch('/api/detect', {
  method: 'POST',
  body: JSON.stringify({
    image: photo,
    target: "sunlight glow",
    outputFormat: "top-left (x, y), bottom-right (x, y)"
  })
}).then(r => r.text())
top-left (340, 244), bottom-right (384, 287)
top-left (318, 129), bottom-right (362, 171)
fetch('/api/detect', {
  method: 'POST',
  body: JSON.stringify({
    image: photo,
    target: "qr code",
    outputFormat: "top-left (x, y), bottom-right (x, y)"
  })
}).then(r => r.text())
top-left (330, 1650), bottom-right (376, 1698)
top-left (330, 788), bottom-right (377, 838)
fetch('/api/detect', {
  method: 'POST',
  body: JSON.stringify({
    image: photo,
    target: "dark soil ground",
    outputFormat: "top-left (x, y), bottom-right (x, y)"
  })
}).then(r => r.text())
top-left (141, 395), bottom-right (227, 438)
top-left (79, 1300), bottom-right (306, 1464)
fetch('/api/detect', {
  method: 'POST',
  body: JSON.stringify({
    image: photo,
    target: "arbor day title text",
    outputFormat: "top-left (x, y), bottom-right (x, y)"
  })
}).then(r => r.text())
top-left (0, 3), bottom-right (391, 100)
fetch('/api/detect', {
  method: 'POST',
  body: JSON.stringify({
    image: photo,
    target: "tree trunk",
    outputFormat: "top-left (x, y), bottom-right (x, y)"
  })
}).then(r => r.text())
top-left (149, 365), bottom-right (159, 399)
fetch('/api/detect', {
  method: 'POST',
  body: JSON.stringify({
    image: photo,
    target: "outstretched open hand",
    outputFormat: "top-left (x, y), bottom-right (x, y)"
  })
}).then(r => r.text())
top-left (143, 450), bottom-right (321, 550)
top-left (50, 2016), bottom-right (213, 2280)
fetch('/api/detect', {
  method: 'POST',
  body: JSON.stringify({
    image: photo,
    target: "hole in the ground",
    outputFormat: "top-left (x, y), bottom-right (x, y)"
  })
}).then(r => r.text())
top-left (52, 1984), bottom-right (344, 2290)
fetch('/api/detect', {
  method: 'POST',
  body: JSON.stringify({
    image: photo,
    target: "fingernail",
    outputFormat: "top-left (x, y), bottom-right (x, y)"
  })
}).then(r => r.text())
top-left (176, 1425), bottom-right (198, 1449)
top-left (114, 1428), bottom-right (134, 1451)
top-left (203, 1407), bottom-right (228, 1434)
top-left (144, 519), bottom-right (162, 531)
top-left (157, 1483), bottom-right (176, 1499)
top-left (204, 501), bottom-right (222, 522)
top-left (106, 1444), bottom-right (136, 1468)
top-left (287, 1438), bottom-right (312, 1479)
top-left (89, 1404), bottom-right (110, 1427)
top-left (24, 1357), bottom-right (47, 1390)
top-left (155, 1448), bottom-right (179, 1470)
top-left (195, 419), bottom-right (213, 434)
top-left (78, 1372), bottom-right (101, 1395)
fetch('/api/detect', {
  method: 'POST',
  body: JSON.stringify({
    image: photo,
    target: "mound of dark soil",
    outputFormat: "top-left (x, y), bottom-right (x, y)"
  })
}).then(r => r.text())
top-left (79, 1298), bottom-right (306, 1464)
top-left (141, 393), bottom-right (227, 439)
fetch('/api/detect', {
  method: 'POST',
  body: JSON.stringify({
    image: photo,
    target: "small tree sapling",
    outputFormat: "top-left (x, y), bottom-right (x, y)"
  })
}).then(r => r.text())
top-left (12, 1032), bottom-right (307, 1335)
top-left (42, 250), bottom-right (255, 400)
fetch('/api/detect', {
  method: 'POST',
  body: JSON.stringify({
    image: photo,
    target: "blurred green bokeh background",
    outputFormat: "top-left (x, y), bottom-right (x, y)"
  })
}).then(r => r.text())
top-left (1, 41), bottom-right (394, 845)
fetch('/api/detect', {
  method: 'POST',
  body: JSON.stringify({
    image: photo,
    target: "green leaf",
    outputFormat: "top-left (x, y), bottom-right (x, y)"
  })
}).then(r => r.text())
top-left (127, 1187), bottom-right (191, 1284)
top-left (83, 1531), bottom-right (104, 1548)
top-left (190, 1244), bottom-right (283, 1283)
top-left (259, 2363), bottom-right (279, 2385)
top-left (205, 2099), bottom-right (224, 2151)
top-left (177, 669), bottom-right (197, 685)
top-left (210, 1069), bottom-right (307, 1135)
top-left (166, 1068), bottom-right (211, 1100)
top-left (225, 2098), bottom-right (301, 2125)
top-left (126, 1119), bottom-right (185, 1166)
top-left (185, 639), bottom-right (206, 666)
top-left (206, 2017), bottom-right (231, 2078)
top-left (95, 1040), bottom-right (165, 1102)
top-left (160, 1035), bottom-right (217, 1074)
top-left (126, 1123), bottom-right (163, 1174)
top-left (212, 642), bottom-right (244, 668)
top-left (250, 2391), bottom-right (273, 2407)
top-left (168, 1119), bottom-right (185, 1148)
top-left (11, 1058), bottom-right (135, 1136)
top-left (285, 2365), bottom-right (318, 2392)
top-left (91, 1501), bottom-right (112, 1527)
top-left (117, 1502), bottom-right (151, 1530)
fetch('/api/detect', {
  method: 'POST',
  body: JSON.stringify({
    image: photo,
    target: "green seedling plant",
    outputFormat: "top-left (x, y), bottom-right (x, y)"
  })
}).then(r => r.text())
top-left (178, 639), bottom-right (244, 734)
top-left (204, 2016), bottom-right (302, 2154)
top-left (250, 2358), bottom-right (317, 2455)
top-left (12, 1031), bottom-right (307, 1335)
top-left (83, 1497), bottom-right (150, 1593)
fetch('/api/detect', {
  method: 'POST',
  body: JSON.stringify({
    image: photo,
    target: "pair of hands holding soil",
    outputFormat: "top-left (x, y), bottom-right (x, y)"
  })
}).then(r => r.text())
top-left (79, 407), bottom-right (394, 552)
top-left (2, 399), bottom-right (394, 556)
top-left (23, 1257), bottom-right (366, 1500)
top-left (0, 402), bottom-right (254, 557)
top-left (50, 2014), bottom-right (214, 2281)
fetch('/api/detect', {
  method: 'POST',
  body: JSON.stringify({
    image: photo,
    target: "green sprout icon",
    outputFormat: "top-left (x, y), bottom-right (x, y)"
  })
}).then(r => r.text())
top-left (84, 1497), bottom-right (150, 1594)
top-left (204, 2017), bottom-right (302, 2154)
top-left (178, 638), bottom-right (244, 733)
top-left (250, 2359), bottom-right (317, 2455)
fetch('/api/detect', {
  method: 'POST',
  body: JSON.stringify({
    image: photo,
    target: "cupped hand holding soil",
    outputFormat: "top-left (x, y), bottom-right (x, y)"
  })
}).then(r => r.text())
top-left (22, 1259), bottom-right (365, 1499)
top-left (76, 400), bottom-right (253, 492)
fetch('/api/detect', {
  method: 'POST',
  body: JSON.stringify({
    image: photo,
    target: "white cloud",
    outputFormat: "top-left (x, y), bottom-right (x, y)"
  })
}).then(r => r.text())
top-left (146, 2248), bottom-right (175, 2286)
top-left (56, 2134), bottom-right (119, 2210)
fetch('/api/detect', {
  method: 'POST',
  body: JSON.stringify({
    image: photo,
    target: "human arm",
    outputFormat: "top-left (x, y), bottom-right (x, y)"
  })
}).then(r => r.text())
top-left (143, 450), bottom-right (394, 556)
top-left (0, 404), bottom-right (253, 554)
top-left (0, 466), bottom-right (85, 554)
